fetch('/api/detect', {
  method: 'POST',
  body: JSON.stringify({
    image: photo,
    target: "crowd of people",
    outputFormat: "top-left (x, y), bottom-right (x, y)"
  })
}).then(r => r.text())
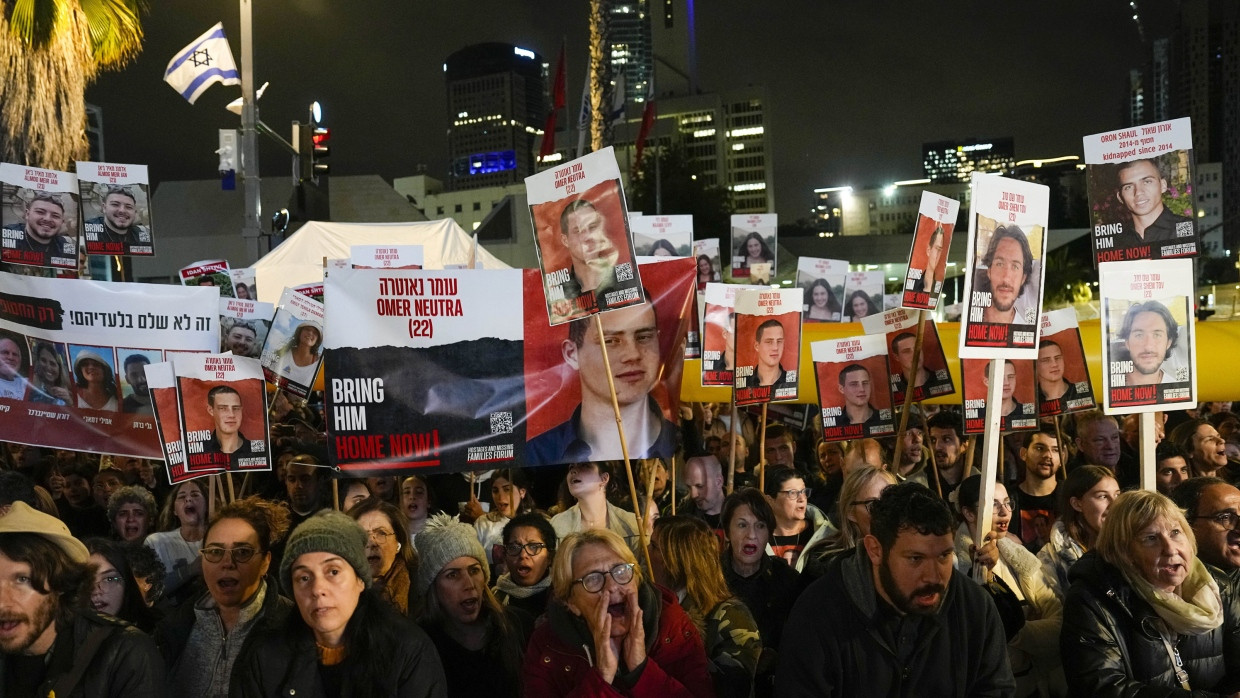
top-left (3, 396), bottom-right (1240, 696)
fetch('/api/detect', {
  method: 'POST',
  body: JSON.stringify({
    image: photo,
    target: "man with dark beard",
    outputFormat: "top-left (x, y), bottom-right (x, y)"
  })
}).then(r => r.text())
top-left (0, 501), bottom-right (164, 695)
top-left (775, 482), bottom-right (1014, 696)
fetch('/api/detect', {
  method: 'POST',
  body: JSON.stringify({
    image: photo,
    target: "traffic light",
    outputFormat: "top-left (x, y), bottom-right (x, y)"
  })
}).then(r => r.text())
top-left (310, 126), bottom-right (330, 178)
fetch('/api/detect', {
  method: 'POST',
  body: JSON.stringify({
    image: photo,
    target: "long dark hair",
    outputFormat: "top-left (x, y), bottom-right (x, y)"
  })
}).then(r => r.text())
top-left (84, 538), bottom-right (159, 632)
top-left (287, 589), bottom-right (414, 698)
top-left (737, 232), bottom-right (774, 263)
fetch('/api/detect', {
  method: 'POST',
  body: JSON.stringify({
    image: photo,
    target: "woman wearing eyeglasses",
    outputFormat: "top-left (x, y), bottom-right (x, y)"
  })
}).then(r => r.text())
top-left (492, 512), bottom-right (557, 616)
top-left (799, 466), bottom-right (898, 586)
top-left (762, 468), bottom-right (829, 570)
top-left (954, 475), bottom-right (1065, 698)
top-left (86, 538), bottom-right (160, 633)
top-left (348, 497), bottom-right (416, 616)
top-left (523, 528), bottom-right (713, 697)
top-left (154, 496), bottom-right (293, 698)
top-left (473, 468), bottom-right (537, 576)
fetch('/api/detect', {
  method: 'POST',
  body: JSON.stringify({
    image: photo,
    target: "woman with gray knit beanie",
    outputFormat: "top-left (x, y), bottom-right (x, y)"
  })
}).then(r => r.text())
top-left (230, 509), bottom-right (447, 698)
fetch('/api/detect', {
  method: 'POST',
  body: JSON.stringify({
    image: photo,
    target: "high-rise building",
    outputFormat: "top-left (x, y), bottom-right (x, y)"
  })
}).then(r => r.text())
top-left (444, 43), bottom-right (546, 191)
top-left (921, 137), bottom-right (1016, 184)
top-left (607, 1), bottom-right (654, 103)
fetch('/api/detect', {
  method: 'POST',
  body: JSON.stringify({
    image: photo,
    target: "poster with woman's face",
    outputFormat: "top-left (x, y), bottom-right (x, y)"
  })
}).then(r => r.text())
top-left (260, 288), bottom-right (325, 399)
top-left (693, 239), bottom-right (722, 292)
top-left (730, 213), bottom-right (777, 283)
top-left (68, 344), bottom-right (120, 412)
top-left (842, 271), bottom-right (883, 322)
top-left (902, 191), bottom-right (958, 310)
top-left (797, 257), bottom-right (847, 323)
top-left (631, 215), bottom-right (692, 258)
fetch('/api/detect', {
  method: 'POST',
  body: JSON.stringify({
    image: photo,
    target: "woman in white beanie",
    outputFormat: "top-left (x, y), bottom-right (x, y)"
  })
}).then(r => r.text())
top-left (415, 513), bottom-right (533, 698)
top-left (231, 510), bottom-right (447, 697)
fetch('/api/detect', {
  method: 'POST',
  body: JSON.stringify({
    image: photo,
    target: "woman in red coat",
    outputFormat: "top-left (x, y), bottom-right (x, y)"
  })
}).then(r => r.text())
top-left (522, 528), bottom-right (716, 698)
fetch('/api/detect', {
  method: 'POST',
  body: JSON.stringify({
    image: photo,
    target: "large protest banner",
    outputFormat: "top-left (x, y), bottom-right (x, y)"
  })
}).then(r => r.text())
top-left (176, 354), bottom-right (271, 473)
top-left (1084, 118), bottom-right (1198, 264)
top-left (901, 191), bottom-right (959, 310)
top-left (526, 146), bottom-right (643, 325)
top-left (812, 334), bottom-right (895, 442)
top-left (1036, 308), bottom-right (1096, 417)
top-left (322, 258), bottom-right (694, 473)
top-left (77, 162), bottom-right (154, 257)
top-left (733, 287), bottom-right (801, 407)
top-left (1099, 259), bottom-right (1196, 414)
top-left (260, 288), bottom-right (325, 400)
top-left (631, 215), bottom-right (692, 257)
top-left (862, 308), bottom-right (955, 404)
top-left (958, 174), bottom-right (1049, 358)
top-left (730, 213), bottom-right (777, 284)
top-left (0, 271), bottom-right (218, 457)
top-left (962, 358), bottom-right (1037, 434)
top-left (797, 257), bottom-right (848, 323)
top-left (1, 164), bottom-right (80, 271)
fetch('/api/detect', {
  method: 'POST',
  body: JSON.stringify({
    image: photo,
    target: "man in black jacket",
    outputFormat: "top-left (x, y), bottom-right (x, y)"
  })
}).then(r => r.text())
top-left (776, 482), bottom-right (1015, 696)
top-left (0, 501), bottom-right (165, 697)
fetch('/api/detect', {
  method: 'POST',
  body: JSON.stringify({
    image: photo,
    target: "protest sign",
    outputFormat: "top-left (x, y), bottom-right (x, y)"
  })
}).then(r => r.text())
top-left (1084, 117), bottom-right (1198, 264)
top-left (812, 334), bottom-right (895, 442)
top-left (0, 271), bottom-right (218, 457)
top-left (219, 297), bottom-right (273, 359)
top-left (177, 354), bottom-right (270, 473)
top-left (180, 259), bottom-right (231, 294)
top-left (0, 164), bottom-right (79, 270)
top-left (862, 308), bottom-right (955, 404)
top-left (526, 146), bottom-right (643, 325)
top-left (684, 291), bottom-right (702, 361)
top-left (843, 271), bottom-right (884, 322)
top-left (962, 358), bottom-right (1037, 434)
top-left (350, 245), bottom-right (424, 269)
top-left (145, 361), bottom-right (205, 484)
top-left (730, 213), bottom-right (777, 284)
top-left (796, 257), bottom-right (848, 323)
top-left (630, 215), bottom-right (691, 257)
top-left (693, 238), bottom-right (722, 291)
top-left (902, 191), bottom-right (959, 309)
top-left (1036, 308), bottom-right (1096, 417)
top-left (229, 268), bottom-right (257, 301)
top-left (701, 282), bottom-right (764, 387)
top-left (261, 288), bottom-right (325, 399)
top-left (958, 174), bottom-right (1049, 358)
top-left (733, 287), bottom-right (801, 407)
top-left (77, 162), bottom-right (154, 257)
top-left (1099, 259), bottom-right (1196, 414)
top-left (292, 282), bottom-right (324, 303)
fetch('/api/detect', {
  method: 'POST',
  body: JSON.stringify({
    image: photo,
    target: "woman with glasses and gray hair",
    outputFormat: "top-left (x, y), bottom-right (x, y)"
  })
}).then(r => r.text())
top-left (522, 527), bottom-right (713, 697)
top-left (1061, 489), bottom-right (1240, 695)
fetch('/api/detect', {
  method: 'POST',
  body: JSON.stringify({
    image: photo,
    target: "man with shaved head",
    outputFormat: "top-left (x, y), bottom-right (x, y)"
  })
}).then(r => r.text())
top-left (680, 455), bottom-right (726, 535)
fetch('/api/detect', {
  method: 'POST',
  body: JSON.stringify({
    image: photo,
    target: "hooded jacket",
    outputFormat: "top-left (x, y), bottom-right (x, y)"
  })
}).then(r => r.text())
top-left (774, 540), bottom-right (1015, 697)
top-left (1060, 551), bottom-right (1240, 697)
top-left (521, 583), bottom-right (715, 697)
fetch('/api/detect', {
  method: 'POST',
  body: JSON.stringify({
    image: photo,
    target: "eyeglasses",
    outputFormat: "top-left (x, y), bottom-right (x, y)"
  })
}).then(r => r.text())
top-left (853, 498), bottom-right (879, 512)
top-left (366, 529), bottom-right (393, 544)
top-left (94, 575), bottom-right (123, 590)
top-left (503, 542), bottom-right (548, 558)
top-left (778, 488), bottom-right (812, 500)
top-left (201, 546), bottom-right (260, 564)
top-left (574, 563), bottom-right (635, 593)
top-left (993, 499), bottom-right (1013, 513)
top-left (1193, 511), bottom-right (1240, 531)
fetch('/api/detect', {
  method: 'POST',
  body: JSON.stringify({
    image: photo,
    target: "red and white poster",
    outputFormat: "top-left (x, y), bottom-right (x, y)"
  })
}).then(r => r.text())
top-left (901, 191), bottom-right (958, 310)
top-left (260, 288), bottom-right (325, 399)
top-left (77, 162), bottom-right (154, 257)
top-left (812, 334), bottom-right (895, 442)
top-left (0, 271), bottom-right (218, 457)
top-left (962, 358), bottom-right (1037, 434)
top-left (525, 146), bottom-right (643, 325)
top-left (702, 282), bottom-right (764, 387)
top-left (1083, 117), bottom-right (1198, 264)
top-left (861, 308), bottom-right (955, 404)
top-left (730, 213), bottom-right (777, 284)
top-left (693, 239), bottom-right (722, 291)
top-left (733, 287), bottom-right (801, 407)
top-left (0, 164), bottom-right (79, 270)
top-left (958, 174), bottom-right (1049, 359)
top-left (1099, 259), bottom-right (1196, 415)
top-left (350, 245), bottom-right (424, 270)
top-left (796, 257), bottom-right (848, 323)
top-left (179, 259), bottom-right (231, 293)
top-left (146, 361), bottom-right (200, 484)
top-left (1036, 308), bottom-right (1095, 417)
top-left (176, 353), bottom-right (270, 474)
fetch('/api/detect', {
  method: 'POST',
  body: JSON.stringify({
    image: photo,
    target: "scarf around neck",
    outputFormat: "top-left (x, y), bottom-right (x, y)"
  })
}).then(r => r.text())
top-left (495, 572), bottom-right (551, 600)
top-left (1130, 557), bottom-right (1223, 636)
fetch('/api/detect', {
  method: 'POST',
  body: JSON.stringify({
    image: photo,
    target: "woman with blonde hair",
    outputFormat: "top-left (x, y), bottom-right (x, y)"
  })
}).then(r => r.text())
top-left (799, 465), bottom-right (897, 583)
top-left (1061, 489), bottom-right (1240, 694)
top-left (522, 528), bottom-right (713, 697)
top-left (652, 516), bottom-right (760, 698)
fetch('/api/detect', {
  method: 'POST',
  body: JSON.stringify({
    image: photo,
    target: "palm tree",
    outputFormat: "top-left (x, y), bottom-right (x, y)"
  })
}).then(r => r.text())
top-left (0, 0), bottom-right (145, 169)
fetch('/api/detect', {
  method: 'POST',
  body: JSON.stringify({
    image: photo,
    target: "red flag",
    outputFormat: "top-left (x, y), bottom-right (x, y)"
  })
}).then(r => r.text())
top-left (634, 100), bottom-right (657, 171)
top-left (539, 42), bottom-right (567, 159)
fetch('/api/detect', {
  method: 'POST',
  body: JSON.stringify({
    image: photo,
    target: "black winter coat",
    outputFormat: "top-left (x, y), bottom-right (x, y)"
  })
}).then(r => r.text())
top-left (1061, 551), bottom-right (1240, 697)
top-left (153, 580), bottom-right (294, 671)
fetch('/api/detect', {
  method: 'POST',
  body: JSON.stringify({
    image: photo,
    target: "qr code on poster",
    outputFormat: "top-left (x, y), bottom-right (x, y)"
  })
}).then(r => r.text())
top-left (490, 412), bottom-right (513, 435)
top-left (615, 263), bottom-right (633, 282)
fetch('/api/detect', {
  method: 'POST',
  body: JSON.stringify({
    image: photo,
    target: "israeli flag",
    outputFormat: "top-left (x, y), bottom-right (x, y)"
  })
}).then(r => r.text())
top-left (164, 23), bottom-right (240, 104)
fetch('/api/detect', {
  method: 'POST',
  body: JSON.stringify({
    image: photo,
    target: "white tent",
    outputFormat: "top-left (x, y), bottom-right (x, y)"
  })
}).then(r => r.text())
top-left (250, 220), bottom-right (511, 304)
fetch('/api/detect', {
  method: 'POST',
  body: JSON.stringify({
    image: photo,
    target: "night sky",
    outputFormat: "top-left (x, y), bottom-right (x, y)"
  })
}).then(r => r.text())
top-left (85, 1), bottom-right (1168, 218)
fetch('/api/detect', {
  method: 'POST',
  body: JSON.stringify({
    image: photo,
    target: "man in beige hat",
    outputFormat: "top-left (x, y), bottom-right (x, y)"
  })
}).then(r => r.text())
top-left (0, 502), bottom-right (164, 695)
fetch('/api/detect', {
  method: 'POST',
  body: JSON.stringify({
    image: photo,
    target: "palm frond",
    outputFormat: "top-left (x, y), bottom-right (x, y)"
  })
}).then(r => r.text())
top-left (76, 0), bottom-right (143, 67)
top-left (7, 0), bottom-right (62, 48)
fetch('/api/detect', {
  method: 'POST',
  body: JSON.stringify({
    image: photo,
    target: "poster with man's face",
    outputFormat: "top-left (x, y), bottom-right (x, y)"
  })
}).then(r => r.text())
top-left (842, 271), bottom-right (884, 322)
top-left (962, 358), bottom-right (1037, 435)
top-left (1036, 308), bottom-right (1095, 417)
top-left (812, 334), bottom-right (895, 442)
top-left (797, 257), bottom-right (848, 323)
top-left (219, 297), bottom-right (274, 359)
top-left (733, 287), bottom-right (801, 406)
top-left (145, 361), bottom-right (206, 484)
top-left (730, 213), bottom-right (777, 284)
top-left (77, 162), bottom-right (154, 257)
top-left (693, 238), bottom-right (722, 291)
top-left (1099, 259), bottom-right (1196, 415)
top-left (861, 308), bottom-right (954, 405)
top-left (0, 164), bottom-right (79, 270)
top-left (525, 147), bottom-right (643, 325)
top-left (180, 259), bottom-right (232, 295)
top-left (902, 191), bottom-right (959, 310)
top-left (701, 283), bottom-right (764, 387)
top-left (958, 174), bottom-right (1049, 359)
top-left (1083, 118), bottom-right (1198, 265)
top-left (631, 215), bottom-right (692, 258)
top-left (176, 353), bottom-right (271, 473)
